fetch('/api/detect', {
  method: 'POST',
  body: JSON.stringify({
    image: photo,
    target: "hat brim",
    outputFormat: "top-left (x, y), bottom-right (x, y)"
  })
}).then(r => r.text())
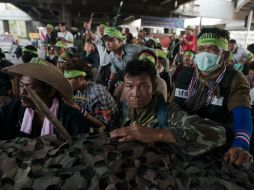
top-left (2, 63), bottom-right (72, 101)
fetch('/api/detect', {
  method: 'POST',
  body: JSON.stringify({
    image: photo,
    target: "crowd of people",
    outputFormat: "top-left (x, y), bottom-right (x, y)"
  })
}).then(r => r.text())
top-left (1, 20), bottom-right (254, 169)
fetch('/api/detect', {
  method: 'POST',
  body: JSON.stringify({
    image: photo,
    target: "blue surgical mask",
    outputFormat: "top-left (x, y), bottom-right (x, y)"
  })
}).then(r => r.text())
top-left (234, 63), bottom-right (244, 72)
top-left (194, 52), bottom-right (221, 73)
top-left (144, 37), bottom-right (150, 41)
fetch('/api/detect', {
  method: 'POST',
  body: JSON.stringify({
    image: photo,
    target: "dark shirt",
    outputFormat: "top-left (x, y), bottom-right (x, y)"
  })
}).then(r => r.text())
top-left (0, 99), bottom-right (89, 140)
top-left (81, 51), bottom-right (100, 68)
top-left (168, 39), bottom-right (180, 61)
top-left (45, 30), bottom-right (58, 46)
top-left (160, 71), bottom-right (171, 94)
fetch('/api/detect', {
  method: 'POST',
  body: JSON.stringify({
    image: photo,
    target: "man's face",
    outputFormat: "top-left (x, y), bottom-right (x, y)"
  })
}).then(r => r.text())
top-left (248, 70), bottom-right (254, 82)
top-left (124, 73), bottom-right (154, 110)
top-left (56, 47), bottom-right (65, 56)
top-left (157, 57), bottom-right (164, 68)
top-left (186, 29), bottom-right (193, 35)
top-left (84, 43), bottom-right (94, 53)
top-left (47, 28), bottom-right (52, 33)
top-left (183, 55), bottom-right (194, 67)
top-left (19, 76), bottom-right (51, 108)
top-left (229, 42), bottom-right (236, 52)
top-left (66, 77), bottom-right (83, 91)
top-left (59, 25), bottom-right (65, 32)
top-left (104, 37), bottom-right (121, 51)
top-left (196, 43), bottom-right (226, 71)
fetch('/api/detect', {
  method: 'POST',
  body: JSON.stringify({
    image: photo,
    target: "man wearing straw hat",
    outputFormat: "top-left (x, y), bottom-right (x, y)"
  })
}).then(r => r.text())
top-left (0, 58), bottom-right (89, 140)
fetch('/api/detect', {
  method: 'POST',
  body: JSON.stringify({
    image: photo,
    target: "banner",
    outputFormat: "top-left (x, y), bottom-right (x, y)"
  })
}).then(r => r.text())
top-left (141, 16), bottom-right (184, 29)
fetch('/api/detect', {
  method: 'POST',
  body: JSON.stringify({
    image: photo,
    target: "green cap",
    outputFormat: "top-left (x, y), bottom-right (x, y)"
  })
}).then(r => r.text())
top-left (183, 51), bottom-right (195, 57)
top-left (155, 49), bottom-right (167, 60)
top-left (55, 41), bottom-right (67, 49)
top-left (46, 24), bottom-right (54, 29)
top-left (138, 54), bottom-right (156, 65)
top-left (103, 27), bottom-right (126, 40)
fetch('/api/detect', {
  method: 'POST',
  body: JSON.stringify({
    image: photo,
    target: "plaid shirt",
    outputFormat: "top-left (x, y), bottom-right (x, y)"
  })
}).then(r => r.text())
top-left (74, 81), bottom-right (119, 129)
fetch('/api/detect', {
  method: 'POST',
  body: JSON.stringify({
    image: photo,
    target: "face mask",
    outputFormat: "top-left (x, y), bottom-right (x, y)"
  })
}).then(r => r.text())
top-left (234, 63), bottom-right (244, 72)
top-left (194, 52), bottom-right (221, 73)
top-left (144, 37), bottom-right (150, 41)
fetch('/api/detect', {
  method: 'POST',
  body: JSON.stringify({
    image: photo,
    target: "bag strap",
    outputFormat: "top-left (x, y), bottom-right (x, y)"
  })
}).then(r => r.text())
top-left (157, 102), bottom-right (168, 129)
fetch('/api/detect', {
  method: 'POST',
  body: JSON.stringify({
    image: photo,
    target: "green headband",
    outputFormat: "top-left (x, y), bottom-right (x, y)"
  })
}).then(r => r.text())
top-left (22, 48), bottom-right (38, 55)
top-left (155, 49), bottom-right (167, 60)
top-left (64, 70), bottom-right (87, 79)
top-left (29, 57), bottom-right (47, 65)
top-left (197, 33), bottom-right (228, 50)
top-left (139, 54), bottom-right (156, 64)
top-left (55, 41), bottom-right (67, 49)
top-left (184, 51), bottom-right (194, 57)
top-left (103, 27), bottom-right (126, 40)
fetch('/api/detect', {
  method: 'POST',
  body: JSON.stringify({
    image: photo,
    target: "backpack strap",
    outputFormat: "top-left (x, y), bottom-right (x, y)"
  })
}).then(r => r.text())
top-left (0, 107), bottom-right (3, 123)
top-left (157, 102), bottom-right (168, 129)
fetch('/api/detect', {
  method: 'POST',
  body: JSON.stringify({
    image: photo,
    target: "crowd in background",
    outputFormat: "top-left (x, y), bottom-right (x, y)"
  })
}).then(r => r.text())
top-left (1, 19), bottom-right (254, 167)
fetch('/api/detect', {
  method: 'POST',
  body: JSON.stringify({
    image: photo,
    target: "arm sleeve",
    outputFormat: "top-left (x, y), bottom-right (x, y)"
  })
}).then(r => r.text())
top-left (227, 71), bottom-right (251, 111)
top-left (93, 34), bottom-right (101, 44)
top-left (67, 32), bottom-right (74, 42)
top-left (231, 107), bottom-right (253, 151)
top-left (110, 61), bottom-right (117, 73)
top-left (166, 103), bottom-right (226, 156)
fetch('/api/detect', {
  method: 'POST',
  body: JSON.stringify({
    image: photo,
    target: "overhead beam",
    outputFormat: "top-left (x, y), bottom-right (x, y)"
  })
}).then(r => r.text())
top-left (235, 0), bottom-right (251, 12)
top-left (32, 7), bottom-right (42, 16)
top-left (160, 0), bottom-right (171, 5)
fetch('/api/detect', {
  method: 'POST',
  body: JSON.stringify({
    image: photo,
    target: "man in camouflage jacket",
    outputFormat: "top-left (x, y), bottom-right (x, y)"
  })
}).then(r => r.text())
top-left (111, 60), bottom-right (226, 157)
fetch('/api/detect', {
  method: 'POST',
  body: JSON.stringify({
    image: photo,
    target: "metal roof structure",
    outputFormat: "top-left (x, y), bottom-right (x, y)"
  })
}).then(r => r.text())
top-left (0, 0), bottom-right (192, 26)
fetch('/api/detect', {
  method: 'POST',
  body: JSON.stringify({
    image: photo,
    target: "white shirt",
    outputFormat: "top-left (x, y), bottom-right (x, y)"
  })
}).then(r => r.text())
top-left (57, 31), bottom-right (74, 48)
top-left (232, 47), bottom-right (251, 63)
top-left (93, 34), bottom-right (112, 66)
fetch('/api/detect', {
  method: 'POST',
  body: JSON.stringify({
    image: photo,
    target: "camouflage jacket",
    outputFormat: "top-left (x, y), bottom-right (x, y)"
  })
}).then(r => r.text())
top-left (121, 101), bottom-right (226, 157)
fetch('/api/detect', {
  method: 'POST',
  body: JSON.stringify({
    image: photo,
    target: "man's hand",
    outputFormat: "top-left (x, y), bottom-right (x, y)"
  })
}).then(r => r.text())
top-left (110, 124), bottom-right (158, 143)
top-left (110, 125), bottom-right (176, 144)
top-left (224, 147), bottom-right (253, 166)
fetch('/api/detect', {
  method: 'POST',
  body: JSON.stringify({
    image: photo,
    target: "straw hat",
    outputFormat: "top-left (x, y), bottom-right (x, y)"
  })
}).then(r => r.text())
top-left (2, 58), bottom-right (72, 101)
